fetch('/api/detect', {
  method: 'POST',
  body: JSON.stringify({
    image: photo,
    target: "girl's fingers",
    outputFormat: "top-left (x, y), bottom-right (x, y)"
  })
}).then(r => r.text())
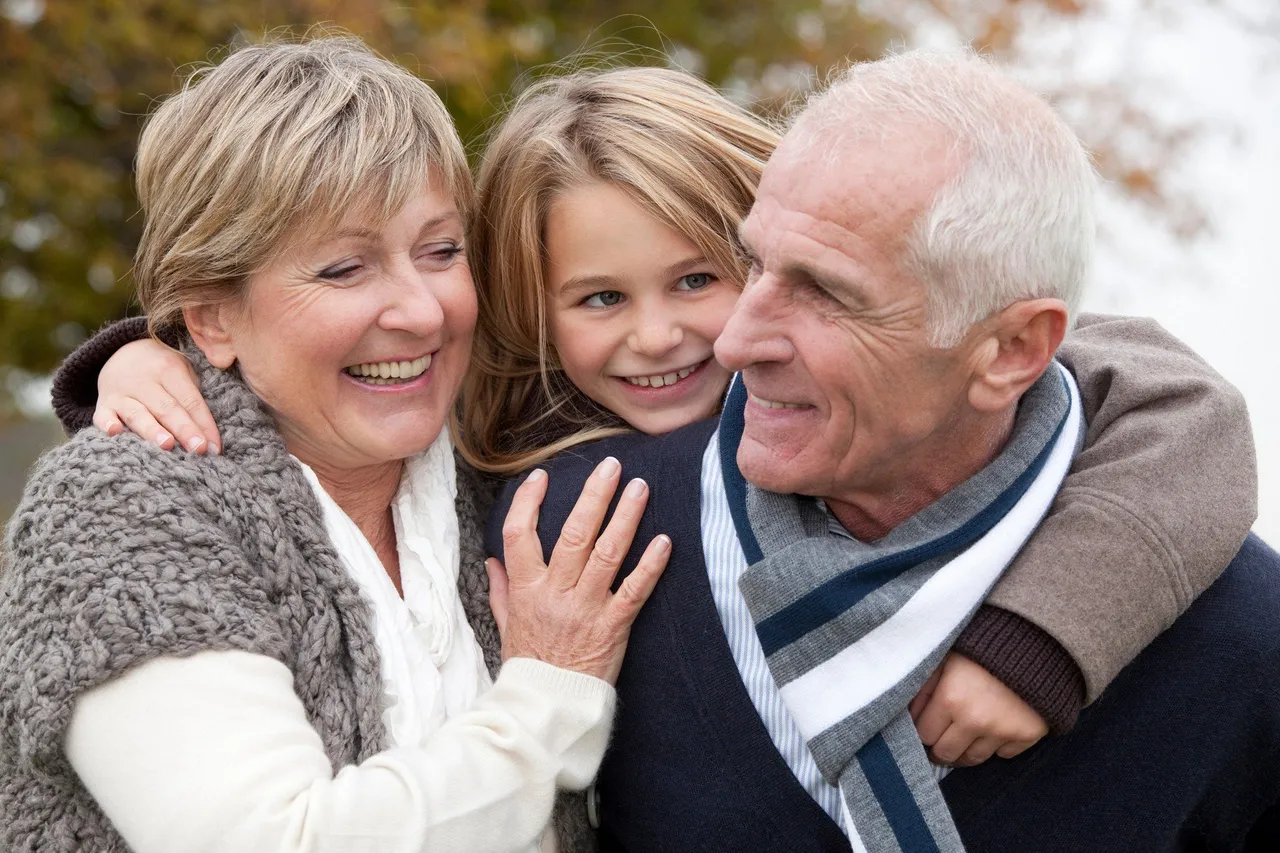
top-left (485, 558), bottom-right (510, 637)
top-left (92, 407), bottom-right (124, 436)
top-left (928, 722), bottom-right (976, 766)
top-left (578, 478), bottom-right (649, 596)
top-left (113, 398), bottom-right (174, 449)
top-left (141, 386), bottom-right (209, 454)
top-left (548, 457), bottom-right (621, 590)
top-left (956, 735), bottom-right (1002, 767)
top-left (161, 367), bottom-right (221, 453)
top-left (996, 739), bottom-right (1038, 760)
top-left (913, 692), bottom-right (952, 748)
top-left (500, 469), bottom-right (550, 585)
top-left (607, 534), bottom-right (671, 623)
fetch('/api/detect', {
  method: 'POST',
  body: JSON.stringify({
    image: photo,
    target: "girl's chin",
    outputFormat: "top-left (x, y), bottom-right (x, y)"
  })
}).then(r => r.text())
top-left (617, 397), bottom-right (722, 436)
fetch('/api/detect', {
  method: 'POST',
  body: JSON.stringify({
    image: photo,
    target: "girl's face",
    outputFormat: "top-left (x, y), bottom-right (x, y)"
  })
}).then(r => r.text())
top-left (545, 181), bottom-right (740, 435)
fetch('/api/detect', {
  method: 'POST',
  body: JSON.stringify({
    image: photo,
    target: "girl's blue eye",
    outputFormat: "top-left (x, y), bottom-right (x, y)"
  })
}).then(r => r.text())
top-left (583, 290), bottom-right (625, 308)
top-left (677, 273), bottom-right (714, 291)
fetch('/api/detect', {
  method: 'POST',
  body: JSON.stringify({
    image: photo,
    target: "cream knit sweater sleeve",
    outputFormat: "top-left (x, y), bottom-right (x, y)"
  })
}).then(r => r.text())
top-left (66, 650), bottom-right (614, 853)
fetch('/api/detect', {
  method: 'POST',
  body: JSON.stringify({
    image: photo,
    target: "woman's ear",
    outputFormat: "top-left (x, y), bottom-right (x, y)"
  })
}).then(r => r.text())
top-left (183, 301), bottom-right (239, 369)
top-left (968, 298), bottom-right (1069, 413)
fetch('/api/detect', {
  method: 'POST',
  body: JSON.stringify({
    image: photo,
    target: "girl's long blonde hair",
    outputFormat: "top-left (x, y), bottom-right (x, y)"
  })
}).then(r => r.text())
top-left (458, 65), bottom-right (781, 474)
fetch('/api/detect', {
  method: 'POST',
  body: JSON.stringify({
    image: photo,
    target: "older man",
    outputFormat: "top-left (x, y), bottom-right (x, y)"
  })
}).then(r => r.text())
top-left (491, 50), bottom-right (1279, 852)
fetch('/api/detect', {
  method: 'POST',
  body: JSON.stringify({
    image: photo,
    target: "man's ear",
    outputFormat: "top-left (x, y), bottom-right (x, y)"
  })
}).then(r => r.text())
top-left (183, 300), bottom-right (239, 370)
top-left (968, 298), bottom-right (1069, 413)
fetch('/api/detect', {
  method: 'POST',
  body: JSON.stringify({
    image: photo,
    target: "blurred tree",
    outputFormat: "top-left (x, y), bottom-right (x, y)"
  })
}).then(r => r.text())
top-left (0, 0), bottom-right (893, 417)
top-left (868, 0), bottom-right (1280, 248)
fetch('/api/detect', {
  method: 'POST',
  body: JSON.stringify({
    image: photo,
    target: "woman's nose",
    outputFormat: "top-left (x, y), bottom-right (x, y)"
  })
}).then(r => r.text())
top-left (379, 265), bottom-right (445, 337)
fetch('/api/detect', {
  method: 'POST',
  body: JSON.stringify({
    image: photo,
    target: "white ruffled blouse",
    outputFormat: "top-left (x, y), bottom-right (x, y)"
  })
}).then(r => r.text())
top-left (295, 430), bottom-right (494, 748)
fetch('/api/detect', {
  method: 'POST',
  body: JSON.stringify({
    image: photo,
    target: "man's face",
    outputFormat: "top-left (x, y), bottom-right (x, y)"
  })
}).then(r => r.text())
top-left (715, 130), bottom-right (981, 505)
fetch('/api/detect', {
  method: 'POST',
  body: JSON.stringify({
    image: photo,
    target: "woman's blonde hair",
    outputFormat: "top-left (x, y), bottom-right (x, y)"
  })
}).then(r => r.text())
top-left (458, 65), bottom-right (781, 474)
top-left (133, 35), bottom-right (472, 333)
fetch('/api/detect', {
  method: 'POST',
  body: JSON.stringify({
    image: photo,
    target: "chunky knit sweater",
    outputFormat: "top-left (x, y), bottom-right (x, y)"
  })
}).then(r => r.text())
top-left (0, 345), bottom-right (594, 852)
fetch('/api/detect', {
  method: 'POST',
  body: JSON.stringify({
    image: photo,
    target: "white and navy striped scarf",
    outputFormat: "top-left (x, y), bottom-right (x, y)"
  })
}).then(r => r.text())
top-left (719, 363), bottom-right (1083, 853)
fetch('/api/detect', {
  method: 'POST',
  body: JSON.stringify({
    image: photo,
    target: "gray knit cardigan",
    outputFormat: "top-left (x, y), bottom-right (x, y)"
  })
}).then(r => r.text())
top-left (0, 346), bottom-right (590, 852)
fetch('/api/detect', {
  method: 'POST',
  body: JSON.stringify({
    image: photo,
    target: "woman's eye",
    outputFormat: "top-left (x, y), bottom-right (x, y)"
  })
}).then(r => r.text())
top-left (677, 272), bottom-right (714, 291)
top-left (583, 290), bottom-right (625, 308)
top-left (417, 243), bottom-right (464, 271)
top-left (318, 263), bottom-right (361, 281)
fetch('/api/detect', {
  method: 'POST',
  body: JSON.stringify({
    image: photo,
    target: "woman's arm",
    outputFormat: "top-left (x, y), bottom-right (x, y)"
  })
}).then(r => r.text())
top-left (973, 313), bottom-right (1257, 706)
top-left (68, 650), bottom-right (612, 853)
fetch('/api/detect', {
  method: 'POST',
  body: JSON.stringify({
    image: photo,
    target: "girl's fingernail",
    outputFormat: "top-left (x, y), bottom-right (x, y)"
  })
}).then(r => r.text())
top-left (598, 456), bottom-right (620, 478)
top-left (187, 436), bottom-right (205, 451)
top-left (208, 442), bottom-right (220, 455)
top-left (527, 468), bottom-right (547, 483)
top-left (625, 478), bottom-right (648, 499)
top-left (655, 534), bottom-right (672, 553)
top-left (155, 432), bottom-right (172, 447)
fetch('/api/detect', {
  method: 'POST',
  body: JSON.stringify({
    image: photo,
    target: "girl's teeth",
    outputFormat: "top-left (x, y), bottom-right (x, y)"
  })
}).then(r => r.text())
top-left (625, 363), bottom-right (700, 388)
top-left (345, 355), bottom-right (432, 384)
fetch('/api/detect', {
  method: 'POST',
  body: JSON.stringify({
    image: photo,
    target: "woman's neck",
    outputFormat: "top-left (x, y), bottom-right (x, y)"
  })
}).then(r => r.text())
top-left (305, 458), bottom-right (405, 596)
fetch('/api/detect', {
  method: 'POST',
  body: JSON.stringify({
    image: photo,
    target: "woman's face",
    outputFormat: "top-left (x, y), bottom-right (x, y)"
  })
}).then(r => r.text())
top-left (202, 182), bottom-right (477, 470)
top-left (545, 181), bottom-right (740, 436)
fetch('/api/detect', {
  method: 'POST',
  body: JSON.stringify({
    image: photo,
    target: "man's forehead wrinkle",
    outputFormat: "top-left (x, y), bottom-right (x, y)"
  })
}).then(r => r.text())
top-left (751, 207), bottom-right (890, 311)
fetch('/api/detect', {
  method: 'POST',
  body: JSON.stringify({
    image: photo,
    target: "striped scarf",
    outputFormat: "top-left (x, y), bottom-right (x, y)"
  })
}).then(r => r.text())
top-left (719, 363), bottom-right (1083, 853)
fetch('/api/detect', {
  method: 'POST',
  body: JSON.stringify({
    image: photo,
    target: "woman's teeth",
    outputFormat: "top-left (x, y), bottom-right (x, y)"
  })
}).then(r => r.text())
top-left (624, 363), bottom-right (700, 388)
top-left (345, 355), bottom-right (431, 385)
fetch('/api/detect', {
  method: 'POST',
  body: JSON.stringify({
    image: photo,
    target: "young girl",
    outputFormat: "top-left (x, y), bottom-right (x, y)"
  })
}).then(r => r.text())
top-left (64, 63), bottom-right (1253, 810)
top-left (459, 66), bottom-right (778, 472)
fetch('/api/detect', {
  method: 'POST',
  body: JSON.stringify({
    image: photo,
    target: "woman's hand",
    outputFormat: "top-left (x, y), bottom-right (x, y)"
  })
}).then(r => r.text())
top-left (94, 338), bottom-right (221, 454)
top-left (486, 457), bottom-right (670, 685)
top-left (909, 652), bottom-right (1049, 767)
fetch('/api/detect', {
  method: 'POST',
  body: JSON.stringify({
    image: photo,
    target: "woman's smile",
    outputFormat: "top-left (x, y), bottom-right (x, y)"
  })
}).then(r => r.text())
top-left (343, 353), bottom-right (435, 388)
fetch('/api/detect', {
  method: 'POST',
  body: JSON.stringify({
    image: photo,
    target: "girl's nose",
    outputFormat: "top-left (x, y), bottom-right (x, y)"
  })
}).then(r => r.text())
top-left (627, 310), bottom-right (683, 359)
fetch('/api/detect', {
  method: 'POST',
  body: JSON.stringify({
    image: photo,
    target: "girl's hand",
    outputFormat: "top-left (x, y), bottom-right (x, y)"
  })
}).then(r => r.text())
top-left (486, 457), bottom-right (670, 685)
top-left (93, 338), bottom-right (221, 454)
top-left (909, 652), bottom-right (1049, 767)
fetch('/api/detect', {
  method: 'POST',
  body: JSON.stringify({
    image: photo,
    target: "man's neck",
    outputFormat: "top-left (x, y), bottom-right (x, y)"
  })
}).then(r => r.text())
top-left (825, 408), bottom-right (1017, 542)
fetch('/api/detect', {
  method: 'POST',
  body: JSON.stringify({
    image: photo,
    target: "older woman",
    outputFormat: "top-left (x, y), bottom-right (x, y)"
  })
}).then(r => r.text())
top-left (0, 38), bottom-right (667, 853)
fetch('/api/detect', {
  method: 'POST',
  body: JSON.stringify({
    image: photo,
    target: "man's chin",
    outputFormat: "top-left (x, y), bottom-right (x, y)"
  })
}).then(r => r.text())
top-left (737, 443), bottom-right (813, 496)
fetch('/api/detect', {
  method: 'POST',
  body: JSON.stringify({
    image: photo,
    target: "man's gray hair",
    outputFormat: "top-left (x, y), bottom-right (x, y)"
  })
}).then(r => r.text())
top-left (793, 49), bottom-right (1096, 347)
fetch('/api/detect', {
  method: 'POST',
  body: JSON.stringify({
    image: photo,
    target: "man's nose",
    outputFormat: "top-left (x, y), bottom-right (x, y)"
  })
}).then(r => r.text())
top-left (627, 304), bottom-right (683, 359)
top-left (714, 274), bottom-right (789, 371)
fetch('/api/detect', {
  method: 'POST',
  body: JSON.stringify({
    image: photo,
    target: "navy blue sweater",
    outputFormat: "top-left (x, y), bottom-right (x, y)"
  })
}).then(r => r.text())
top-left (487, 420), bottom-right (850, 851)
top-left (486, 422), bottom-right (1280, 852)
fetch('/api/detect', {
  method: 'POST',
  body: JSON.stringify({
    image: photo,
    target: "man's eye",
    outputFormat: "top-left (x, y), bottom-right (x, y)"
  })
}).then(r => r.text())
top-left (677, 273), bottom-right (715, 291)
top-left (583, 291), bottom-right (624, 308)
